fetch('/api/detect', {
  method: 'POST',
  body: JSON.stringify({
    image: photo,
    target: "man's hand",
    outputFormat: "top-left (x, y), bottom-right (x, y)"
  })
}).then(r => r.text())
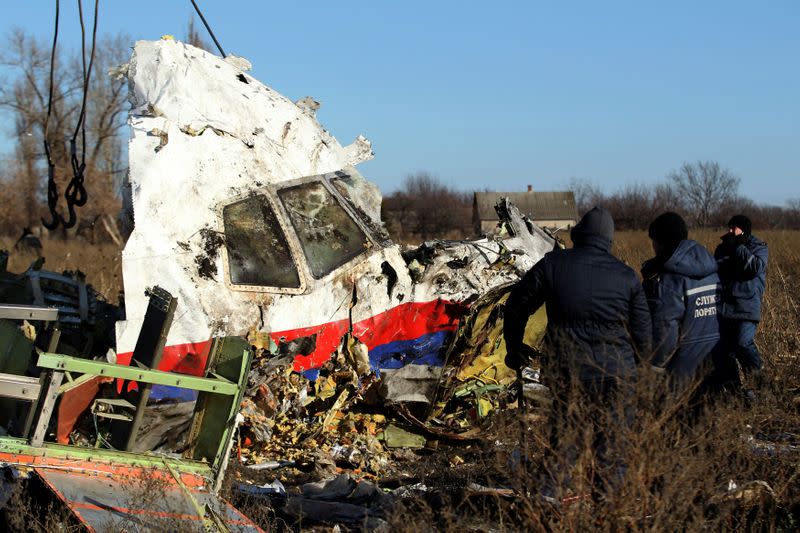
top-left (721, 232), bottom-right (747, 247)
top-left (505, 343), bottom-right (540, 370)
top-left (719, 232), bottom-right (745, 256)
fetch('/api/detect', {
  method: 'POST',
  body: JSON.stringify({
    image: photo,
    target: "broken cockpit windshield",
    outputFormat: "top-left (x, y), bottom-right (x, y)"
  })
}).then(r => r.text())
top-left (331, 176), bottom-right (392, 246)
top-left (222, 194), bottom-right (301, 288)
top-left (278, 182), bottom-right (370, 278)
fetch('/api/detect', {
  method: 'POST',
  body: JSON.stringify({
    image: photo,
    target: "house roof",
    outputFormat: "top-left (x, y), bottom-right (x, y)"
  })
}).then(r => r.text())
top-left (473, 191), bottom-right (578, 222)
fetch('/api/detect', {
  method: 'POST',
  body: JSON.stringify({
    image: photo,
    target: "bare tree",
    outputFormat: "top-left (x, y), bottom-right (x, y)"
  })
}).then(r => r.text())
top-left (80, 33), bottom-right (131, 216)
top-left (0, 28), bottom-right (130, 234)
top-left (560, 173), bottom-right (800, 232)
top-left (0, 29), bottom-right (78, 228)
top-left (668, 160), bottom-right (740, 227)
top-left (606, 182), bottom-right (653, 230)
top-left (714, 195), bottom-right (756, 227)
top-left (650, 181), bottom-right (685, 216)
top-left (566, 177), bottom-right (603, 215)
top-left (382, 172), bottom-right (472, 241)
top-left (784, 199), bottom-right (800, 229)
top-left (186, 15), bottom-right (211, 51)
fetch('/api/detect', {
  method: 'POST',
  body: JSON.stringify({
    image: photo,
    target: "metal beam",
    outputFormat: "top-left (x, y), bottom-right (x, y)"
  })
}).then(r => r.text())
top-left (0, 304), bottom-right (59, 321)
top-left (124, 285), bottom-right (177, 452)
top-left (22, 328), bottom-right (62, 438)
top-left (36, 353), bottom-right (239, 396)
top-left (30, 370), bottom-right (64, 447)
top-left (0, 373), bottom-right (41, 401)
top-left (57, 372), bottom-right (96, 394)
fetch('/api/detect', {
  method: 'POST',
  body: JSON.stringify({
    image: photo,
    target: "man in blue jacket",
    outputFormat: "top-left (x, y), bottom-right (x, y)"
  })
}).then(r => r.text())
top-left (713, 215), bottom-right (768, 390)
top-left (641, 212), bottom-right (723, 391)
top-left (504, 206), bottom-right (651, 498)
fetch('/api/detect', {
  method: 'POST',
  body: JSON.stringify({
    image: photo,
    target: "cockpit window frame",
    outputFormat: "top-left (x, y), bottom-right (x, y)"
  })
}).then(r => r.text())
top-left (218, 190), bottom-right (309, 295)
top-left (276, 179), bottom-right (373, 280)
top-left (218, 171), bottom-right (384, 294)
top-left (328, 172), bottom-right (393, 247)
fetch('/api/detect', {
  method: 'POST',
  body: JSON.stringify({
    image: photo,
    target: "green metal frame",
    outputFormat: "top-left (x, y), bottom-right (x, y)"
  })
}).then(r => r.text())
top-left (183, 337), bottom-right (252, 487)
top-left (36, 352), bottom-right (239, 396)
top-left (0, 331), bottom-right (253, 491)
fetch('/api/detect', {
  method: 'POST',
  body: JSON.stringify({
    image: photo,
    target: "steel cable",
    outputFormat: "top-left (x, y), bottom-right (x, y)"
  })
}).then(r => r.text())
top-left (41, 0), bottom-right (61, 230)
top-left (61, 0), bottom-right (99, 229)
top-left (189, 0), bottom-right (227, 58)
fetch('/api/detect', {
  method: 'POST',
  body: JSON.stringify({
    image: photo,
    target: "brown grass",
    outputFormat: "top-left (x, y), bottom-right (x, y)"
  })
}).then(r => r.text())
top-left (3, 230), bottom-right (799, 531)
top-left (0, 235), bottom-right (123, 301)
top-left (381, 229), bottom-right (800, 531)
top-left (614, 229), bottom-right (800, 367)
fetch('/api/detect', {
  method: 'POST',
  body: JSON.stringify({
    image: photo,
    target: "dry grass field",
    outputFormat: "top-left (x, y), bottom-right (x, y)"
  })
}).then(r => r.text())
top-left (614, 229), bottom-right (800, 368)
top-left (5, 228), bottom-right (796, 364)
top-left (2, 229), bottom-right (799, 531)
top-left (1, 235), bottom-right (124, 302)
top-left (378, 229), bottom-right (800, 531)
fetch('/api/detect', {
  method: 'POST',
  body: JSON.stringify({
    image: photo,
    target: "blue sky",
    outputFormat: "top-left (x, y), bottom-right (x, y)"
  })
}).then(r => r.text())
top-left (3, 1), bottom-right (798, 205)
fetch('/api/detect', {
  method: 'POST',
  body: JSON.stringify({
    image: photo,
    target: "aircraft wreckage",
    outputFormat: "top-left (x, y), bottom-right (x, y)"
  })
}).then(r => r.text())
top-left (116, 38), bottom-right (556, 385)
top-left (0, 38), bottom-right (557, 528)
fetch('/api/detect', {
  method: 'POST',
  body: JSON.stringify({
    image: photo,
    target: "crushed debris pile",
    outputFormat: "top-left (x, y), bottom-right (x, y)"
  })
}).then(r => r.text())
top-left (235, 270), bottom-right (551, 482)
top-left (239, 342), bottom-right (395, 476)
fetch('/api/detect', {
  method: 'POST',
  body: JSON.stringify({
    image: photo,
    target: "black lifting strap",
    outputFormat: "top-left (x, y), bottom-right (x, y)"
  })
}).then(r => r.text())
top-left (41, 0), bottom-right (61, 230)
top-left (61, 0), bottom-right (99, 229)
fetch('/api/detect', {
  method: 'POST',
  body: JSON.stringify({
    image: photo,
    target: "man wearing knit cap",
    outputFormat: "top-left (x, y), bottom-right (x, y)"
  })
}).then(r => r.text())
top-left (641, 212), bottom-right (723, 390)
top-left (713, 214), bottom-right (768, 391)
top-left (504, 206), bottom-right (652, 499)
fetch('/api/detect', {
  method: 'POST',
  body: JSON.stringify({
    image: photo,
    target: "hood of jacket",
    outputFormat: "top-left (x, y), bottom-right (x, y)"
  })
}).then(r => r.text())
top-left (570, 206), bottom-right (614, 252)
top-left (658, 239), bottom-right (717, 279)
top-left (745, 234), bottom-right (767, 251)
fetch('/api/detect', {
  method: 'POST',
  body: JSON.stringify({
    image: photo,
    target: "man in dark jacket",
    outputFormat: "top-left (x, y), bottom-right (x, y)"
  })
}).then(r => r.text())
top-left (713, 215), bottom-right (768, 388)
top-left (642, 212), bottom-right (723, 390)
top-left (504, 206), bottom-right (651, 497)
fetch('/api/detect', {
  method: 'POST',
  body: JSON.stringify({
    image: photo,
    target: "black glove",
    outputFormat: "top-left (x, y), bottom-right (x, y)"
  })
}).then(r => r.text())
top-left (721, 232), bottom-right (747, 247)
top-left (505, 350), bottom-right (523, 371)
top-left (505, 343), bottom-right (540, 370)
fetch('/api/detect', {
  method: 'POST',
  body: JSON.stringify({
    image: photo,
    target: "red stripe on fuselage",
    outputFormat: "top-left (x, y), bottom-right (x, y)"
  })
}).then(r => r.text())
top-left (116, 340), bottom-right (211, 375)
top-left (116, 299), bottom-right (468, 377)
top-left (116, 340), bottom-right (212, 392)
top-left (289, 299), bottom-right (467, 371)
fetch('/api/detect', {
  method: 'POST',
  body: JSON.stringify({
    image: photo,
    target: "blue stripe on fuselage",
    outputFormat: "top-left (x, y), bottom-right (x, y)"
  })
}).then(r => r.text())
top-left (368, 330), bottom-right (453, 369)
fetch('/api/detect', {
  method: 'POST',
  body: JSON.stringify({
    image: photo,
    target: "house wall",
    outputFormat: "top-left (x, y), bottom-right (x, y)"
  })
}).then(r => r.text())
top-left (479, 218), bottom-right (575, 234)
top-left (532, 219), bottom-right (576, 231)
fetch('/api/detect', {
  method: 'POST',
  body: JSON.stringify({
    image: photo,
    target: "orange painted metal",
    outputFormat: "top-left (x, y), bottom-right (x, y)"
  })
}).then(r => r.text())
top-left (0, 451), bottom-right (208, 489)
top-left (56, 376), bottom-right (113, 444)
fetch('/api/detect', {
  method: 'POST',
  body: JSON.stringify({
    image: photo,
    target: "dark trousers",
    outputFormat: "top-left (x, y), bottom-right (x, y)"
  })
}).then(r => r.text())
top-left (727, 319), bottom-right (763, 371)
top-left (540, 370), bottom-right (634, 498)
top-left (712, 319), bottom-right (763, 390)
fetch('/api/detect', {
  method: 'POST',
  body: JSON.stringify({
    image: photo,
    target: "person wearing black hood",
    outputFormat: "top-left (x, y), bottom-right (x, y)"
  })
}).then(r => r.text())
top-left (713, 215), bottom-right (768, 390)
top-left (504, 206), bottom-right (651, 498)
top-left (641, 212), bottom-right (723, 390)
